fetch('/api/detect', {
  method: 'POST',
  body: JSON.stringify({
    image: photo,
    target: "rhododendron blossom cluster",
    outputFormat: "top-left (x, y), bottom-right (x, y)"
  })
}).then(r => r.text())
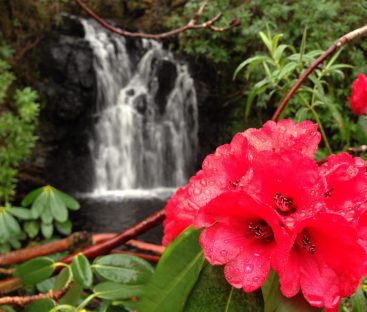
top-left (349, 73), bottom-right (367, 116)
top-left (163, 120), bottom-right (367, 311)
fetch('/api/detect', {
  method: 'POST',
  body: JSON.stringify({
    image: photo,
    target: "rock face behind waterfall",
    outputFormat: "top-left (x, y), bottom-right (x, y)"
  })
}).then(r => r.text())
top-left (35, 16), bottom-right (199, 193)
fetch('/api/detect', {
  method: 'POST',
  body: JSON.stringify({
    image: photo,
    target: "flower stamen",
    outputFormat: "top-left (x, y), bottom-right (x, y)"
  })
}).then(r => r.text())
top-left (274, 192), bottom-right (296, 215)
top-left (248, 221), bottom-right (273, 240)
top-left (296, 232), bottom-right (316, 255)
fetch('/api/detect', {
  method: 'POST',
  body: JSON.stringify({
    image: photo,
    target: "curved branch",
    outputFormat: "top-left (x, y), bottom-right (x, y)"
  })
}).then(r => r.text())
top-left (271, 24), bottom-right (367, 121)
top-left (0, 283), bottom-right (72, 306)
top-left (74, 0), bottom-right (240, 40)
top-left (59, 209), bottom-right (165, 264)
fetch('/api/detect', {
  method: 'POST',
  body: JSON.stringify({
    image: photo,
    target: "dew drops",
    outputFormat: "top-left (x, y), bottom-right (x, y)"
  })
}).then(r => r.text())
top-left (245, 264), bottom-right (253, 273)
top-left (253, 277), bottom-right (259, 282)
top-left (193, 188), bottom-right (202, 195)
top-left (253, 252), bottom-right (260, 257)
top-left (200, 179), bottom-right (207, 186)
top-left (220, 250), bottom-right (228, 257)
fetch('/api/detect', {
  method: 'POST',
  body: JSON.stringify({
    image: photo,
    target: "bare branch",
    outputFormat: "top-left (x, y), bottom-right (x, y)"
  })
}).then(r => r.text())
top-left (271, 24), bottom-right (367, 121)
top-left (347, 145), bottom-right (367, 155)
top-left (111, 250), bottom-right (160, 263)
top-left (74, 0), bottom-right (240, 40)
top-left (0, 284), bottom-right (71, 306)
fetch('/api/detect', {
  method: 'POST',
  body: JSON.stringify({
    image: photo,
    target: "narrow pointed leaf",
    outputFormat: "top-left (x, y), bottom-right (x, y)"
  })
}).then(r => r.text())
top-left (3, 212), bottom-right (21, 235)
top-left (94, 282), bottom-right (143, 300)
top-left (138, 227), bottom-right (204, 312)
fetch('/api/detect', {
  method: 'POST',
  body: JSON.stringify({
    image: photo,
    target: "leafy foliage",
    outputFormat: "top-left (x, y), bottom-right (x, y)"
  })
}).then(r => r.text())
top-left (21, 185), bottom-right (80, 239)
top-left (0, 42), bottom-right (39, 204)
top-left (234, 30), bottom-right (353, 155)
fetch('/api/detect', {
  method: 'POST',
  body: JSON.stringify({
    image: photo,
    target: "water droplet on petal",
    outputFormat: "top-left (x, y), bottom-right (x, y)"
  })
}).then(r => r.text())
top-left (253, 252), bottom-right (260, 257)
top-left (193, 188), bottom-right (201, 195)
top-left (245, 264), bottom-right (253, 273)
top-left (220, 250), bottom-right (228, 257)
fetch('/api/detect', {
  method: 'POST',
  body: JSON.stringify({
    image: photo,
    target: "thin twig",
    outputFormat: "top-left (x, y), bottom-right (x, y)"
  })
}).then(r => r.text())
top-left (74, 0), bottom-right (240, 40)
top-left (0, 283), bottom-right (72, 306)
top-left (348, 145), bottom-right (367, 154)
top-left (0, 232), bottom-right (92, 266)
top-left (111, 250), bottom-right (160, 263)
top-left (271, 24), bottom-right (367, 121)
top-left (126, 239), bottom-right (165, 255)
top-left (59, 209), bottom-right (165, 264)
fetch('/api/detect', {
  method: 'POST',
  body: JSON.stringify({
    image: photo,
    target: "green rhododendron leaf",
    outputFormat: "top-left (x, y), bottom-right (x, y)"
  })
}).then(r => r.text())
top-left (71, 253), bottom-right (93, 288)
top-left (15, 257), bottom-right (55, 286)
top-left (55, 189), bottom-right (80, 211)
top-left (49, 190), bottom-right (68, 223)
top-left (8, 207), bottom-right (33, 220)
top-left (262, 271), bottom-right (320, 312)
top-left (41, 222), bottom-right (53, 239)
top-left (31, 191), bottom-right (48, 218)
top-left (24, 298), bottom-right (55, 312)
top-left (94, 282), bottom-right (143, 300)
top-left (55, 220), bottom-right (72, 235)
top-left (184, 265), bottom-right (263, 311)
top-left (21, 187), bottom-right (43, 207)
top-left (24, 220), bottom-right (39, 238)
top-left (54, 267), bottom-right (72, 291)
top-left (93, 254), bottom-right (154, 285)
top-left (3, 212), bottom-right (21, 235)
top-left (138, 227), bottom-right (204, 312)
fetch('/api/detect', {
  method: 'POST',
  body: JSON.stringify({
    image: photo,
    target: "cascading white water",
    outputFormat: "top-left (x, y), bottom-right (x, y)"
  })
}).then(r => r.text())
top-left (82, 20), bottom-right (198, 194)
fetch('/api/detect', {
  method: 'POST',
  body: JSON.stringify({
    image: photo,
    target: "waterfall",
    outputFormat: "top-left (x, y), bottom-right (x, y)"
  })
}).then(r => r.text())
top-left (81, 20), bottom-right (199, 194)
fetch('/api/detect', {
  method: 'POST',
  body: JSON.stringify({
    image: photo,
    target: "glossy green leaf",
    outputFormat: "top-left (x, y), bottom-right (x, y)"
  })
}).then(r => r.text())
top-left (41, 222), bottom-right (53, 238)
top-left (55, 220), bottom-right (72, 235)
top-left (184, 265), bottom-right (262, 311)
top-left (49, 191), bottom-right (68, 222)
top-left (55, 189), bottom-right (80, 210)
top-left (8, 207), bottom-right (33, 220)
top-left (54, 267), bottom-right (72, 291)
top-left (22, 187), bottom-right (43, 207)
top-left (94, 282), bottom-right (143, 300)
top-left (16, 257), bottom-right (55, 286)
top-left (51, 305), bottom-right (76, 312)
top-left (93, 254), bottom-right (154, 284)
top-left (37, 276), bottom-right (57, 293)
top-left (262, 271), bottom-right (320, 312)
top-left (25, 298), bottom-right (55, 312)
top-left (59, 282), bottom-right (84, 306)
top-left (138, 227), bottom-right (204, 312)
top-left (71, 253), bottom-right (93, 288)
top-left (23, 220), bottom-right (39, 238)
top-left (41, 205), bottom-right (53, 224)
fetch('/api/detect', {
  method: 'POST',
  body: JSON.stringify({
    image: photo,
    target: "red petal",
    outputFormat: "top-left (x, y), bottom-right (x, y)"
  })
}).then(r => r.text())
top-left (224, 243), bottom-right (272, 292)
top-left (243, 119), bottom-right (320, 158)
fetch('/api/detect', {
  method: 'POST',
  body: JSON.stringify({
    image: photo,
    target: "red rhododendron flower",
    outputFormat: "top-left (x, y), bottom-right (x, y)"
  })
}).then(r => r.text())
top-left (243, 119), bottom-right (321, 158)
top-left (163, 120), bottom-right (321, 244)
top-left (272, 213), bottom-right (366, 310)
top-left (349, 73), bottom-right (367, 115)
top-left (197, 192), bottom-right (288, 292)
top-left (319, 152), bottom-right (367, 221)
top-left (162, 118), bottom-right (367, 310)
top-left (163, 133), bottom-right (251, 245)
top-left (245, 150), bottom-right (325, 228)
